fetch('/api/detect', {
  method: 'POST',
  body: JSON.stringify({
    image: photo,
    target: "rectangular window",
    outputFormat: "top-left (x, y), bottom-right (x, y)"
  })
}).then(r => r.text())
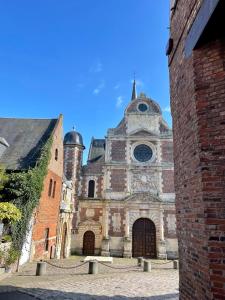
top-left (52, 181), bottom-right (56, 198)
top-left (44, 228), bottom-right (49, 251)
top-left (48, 179), bottom-right (53, 197)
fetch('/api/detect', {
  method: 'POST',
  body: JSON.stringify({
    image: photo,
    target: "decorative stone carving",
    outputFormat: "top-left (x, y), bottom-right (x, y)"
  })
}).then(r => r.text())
top-left (112, 213), bottom-right (121, 232)
top-left (86, 208), bottom-right (95, 219)
top-left (131, 170), bottom-right (159, 194)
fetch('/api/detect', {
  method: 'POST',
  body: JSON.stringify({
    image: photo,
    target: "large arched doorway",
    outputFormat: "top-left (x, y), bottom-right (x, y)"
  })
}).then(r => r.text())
top-left (83, 230), bottom-right (95, 255)
top-left (60, 222), bottom-right (67, 258)
top-left (132, 218), bottom-right (156, 258)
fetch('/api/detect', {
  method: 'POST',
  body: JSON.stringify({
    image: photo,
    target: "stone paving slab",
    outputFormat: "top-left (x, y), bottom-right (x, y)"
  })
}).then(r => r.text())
top-left (0, 257), bottom-right (179, 300)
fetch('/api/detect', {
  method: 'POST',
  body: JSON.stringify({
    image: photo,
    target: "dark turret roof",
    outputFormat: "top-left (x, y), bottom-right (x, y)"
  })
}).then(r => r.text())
top-left (64, 131), bottom-right (84, 148)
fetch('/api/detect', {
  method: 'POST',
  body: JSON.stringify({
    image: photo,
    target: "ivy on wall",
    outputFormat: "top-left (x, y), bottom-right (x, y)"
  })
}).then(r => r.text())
top-left (4, 137), bottom-right (53, 254)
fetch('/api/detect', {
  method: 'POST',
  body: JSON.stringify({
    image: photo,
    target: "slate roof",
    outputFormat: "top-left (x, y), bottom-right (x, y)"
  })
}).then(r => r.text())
top-left (87, 138), bottom-right (105, 163)
top-left (0, 118), bottom-right (58, 170)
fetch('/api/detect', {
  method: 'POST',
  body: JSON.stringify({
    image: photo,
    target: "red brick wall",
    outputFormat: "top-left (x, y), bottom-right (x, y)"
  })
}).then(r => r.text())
top-left (32, 116), bottom-right (63, 260)
top-left (162, 170), bottom-right (174, 193)
top-left (32, 170), bottom-right (62, 260)
top-left (110, 169), bottom-right (126, 192)
top-left (169, 1), bottom-right (225, 299)
top-left (111, 140), bottom-right (126, 161)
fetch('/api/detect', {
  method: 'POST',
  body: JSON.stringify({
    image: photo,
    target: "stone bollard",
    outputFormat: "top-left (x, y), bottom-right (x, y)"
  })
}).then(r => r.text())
top-left (143, 260), bottom-right (151, 272)
top-left (173, 260), bottom-right (179, 270)
top-left (88, 260), bottom-right (98, 274)
top-left (36, 261), bottom-right (47, 276)
top-left (137, 257), bottom-right (144, 267)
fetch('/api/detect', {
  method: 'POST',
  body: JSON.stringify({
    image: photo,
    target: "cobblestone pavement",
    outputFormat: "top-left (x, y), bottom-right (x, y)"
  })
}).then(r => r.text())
top-left (0, 257), bottom-right (179, 300)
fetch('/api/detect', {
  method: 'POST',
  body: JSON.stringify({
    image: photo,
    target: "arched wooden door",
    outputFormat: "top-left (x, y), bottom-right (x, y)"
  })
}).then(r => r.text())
top-left (60, 223), bottom-right (67, 258)
top-left (83, 231), bottom-right (95, 255)
top-left (132, 218), bottom-right (156, 258)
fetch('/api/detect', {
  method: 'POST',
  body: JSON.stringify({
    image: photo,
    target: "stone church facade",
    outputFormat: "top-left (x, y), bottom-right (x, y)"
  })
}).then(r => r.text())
top-left (64, 82), bottom-right (178, 259)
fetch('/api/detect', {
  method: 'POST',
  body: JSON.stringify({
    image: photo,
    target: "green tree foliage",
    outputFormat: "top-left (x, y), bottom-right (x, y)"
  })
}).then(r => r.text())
top-left (3, 137), bottom-right (52, 253)
top-left (0, 202), bottom-right (21, 222)
top-left (0, 165), bottom-right (8, 197)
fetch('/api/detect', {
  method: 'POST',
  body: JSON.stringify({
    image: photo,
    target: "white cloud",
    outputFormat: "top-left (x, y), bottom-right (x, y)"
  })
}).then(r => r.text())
top-left (93, 80), bottom-right (105, 95)
top-left (163, 106), bottom-right (171, 113)
top-left (114, 84), bottom-right (120, 90)
top-left (89, 61), bottom-right (103, 73)
top-left (116, 96), bottom-right (123, 108)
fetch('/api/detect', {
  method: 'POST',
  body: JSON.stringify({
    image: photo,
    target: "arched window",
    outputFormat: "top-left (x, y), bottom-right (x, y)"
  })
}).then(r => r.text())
top-left (55, 149), bottom-right (58, 161)
top-left (48, 179), bottom-right (53, 197)
top-left (88, 180), bottom-right (95, 198)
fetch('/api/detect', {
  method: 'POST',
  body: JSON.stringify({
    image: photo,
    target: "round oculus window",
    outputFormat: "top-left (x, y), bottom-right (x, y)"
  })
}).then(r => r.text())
top-left (133, 144), bottom-right (153, 162)
top-left (138, 103), bottom-right (148, 112)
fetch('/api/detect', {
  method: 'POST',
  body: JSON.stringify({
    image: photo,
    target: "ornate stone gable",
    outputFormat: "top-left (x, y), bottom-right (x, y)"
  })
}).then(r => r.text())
top-left (129, 129), bottom-right (159, 137)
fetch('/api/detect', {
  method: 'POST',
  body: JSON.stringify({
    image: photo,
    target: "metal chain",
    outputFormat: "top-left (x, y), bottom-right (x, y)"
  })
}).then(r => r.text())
top-left (96, 260), bottom-right (140, 270)
top-left (43, 260), bottom-right (88, 269)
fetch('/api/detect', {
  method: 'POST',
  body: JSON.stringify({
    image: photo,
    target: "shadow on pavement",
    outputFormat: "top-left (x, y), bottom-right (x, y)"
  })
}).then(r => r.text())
top-left (0, 286), bottom-right (179, 300)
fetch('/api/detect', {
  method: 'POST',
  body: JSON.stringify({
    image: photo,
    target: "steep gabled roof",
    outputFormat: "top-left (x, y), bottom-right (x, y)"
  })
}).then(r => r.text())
top-left (0, 117), bottom-right (58, 170)
top-left (87, 138), bottom-right (105, 163)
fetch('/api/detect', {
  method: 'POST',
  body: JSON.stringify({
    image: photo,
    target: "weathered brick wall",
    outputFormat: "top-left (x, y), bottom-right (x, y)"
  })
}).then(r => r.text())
top-left (162, 170), bottom-right (174, 193)
top-left (63, 147), bottom-right (75, 180)
top-left (32, 118), bottom-right (63, 261)
top-left (32, 170), bottom-right (62, 260)
top-left (97, 176), bottom-right (103, 198)
top-left (161, 141), bottom-right (173, 163)
top-left (79, 207), bottom-right (103, 223)
top-left (111, 140), bottom-right (126, 161)
top-left (109, 208), bottom-right (125, 237)
top-left (110, 169), bottom-right (126, 192)
top-left (169, 0), bottom-right (225, 299)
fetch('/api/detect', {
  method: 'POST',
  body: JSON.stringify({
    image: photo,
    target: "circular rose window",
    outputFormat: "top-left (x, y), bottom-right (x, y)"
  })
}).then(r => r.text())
top-left (138, 103), bottom-right (148, 112)
top-left (133, 144), bottom-right (153, 162)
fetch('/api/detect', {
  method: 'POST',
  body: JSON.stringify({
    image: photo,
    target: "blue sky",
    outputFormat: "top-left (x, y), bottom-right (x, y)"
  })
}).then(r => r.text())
top-left (0, 1), bottom-right (171, 162)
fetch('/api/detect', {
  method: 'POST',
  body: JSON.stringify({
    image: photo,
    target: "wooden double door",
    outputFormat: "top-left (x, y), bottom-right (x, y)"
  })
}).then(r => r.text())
top-left (83, 231), bottom-right (95, 255)
top-left (132, 218), bottom-right (157, 258)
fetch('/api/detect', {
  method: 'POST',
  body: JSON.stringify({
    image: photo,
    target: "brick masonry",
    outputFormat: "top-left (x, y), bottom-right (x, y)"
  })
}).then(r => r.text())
top-left (162, 170), bottom-right (174, 193)
top-left (32, 116), bottom-right (63, 260)
top-left (169, 0), bottom-right (225, 299)
top-left (111, 140), bottom-right (126, 161)
top-left (110, 169), bottom-right (126, 192)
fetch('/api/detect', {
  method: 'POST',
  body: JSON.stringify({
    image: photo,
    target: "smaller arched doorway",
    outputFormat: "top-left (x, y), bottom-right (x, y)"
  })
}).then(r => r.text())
top-left (132, 218), bottom-right (156, 258)
top-left (83, 231), bottom-right (95, 255)
top-left (60, 222), bottom-right (67, 258)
